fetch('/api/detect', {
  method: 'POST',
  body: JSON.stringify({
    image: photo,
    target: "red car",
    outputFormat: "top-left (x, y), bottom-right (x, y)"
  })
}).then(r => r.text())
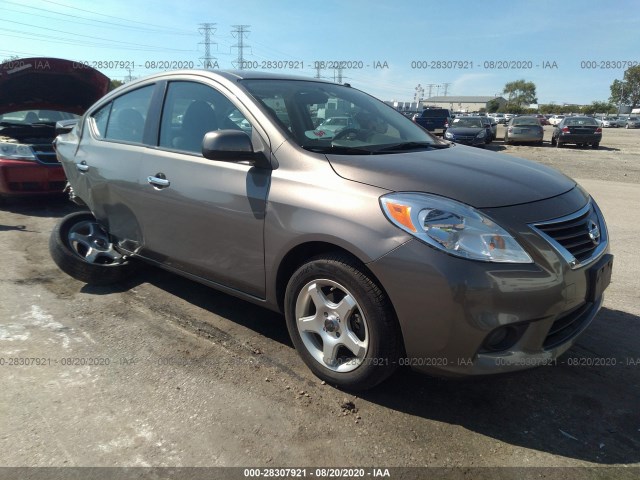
top-left (0, 58), bottom-right (109, 201)
top-left (534, 114), bottom-right (550, 126)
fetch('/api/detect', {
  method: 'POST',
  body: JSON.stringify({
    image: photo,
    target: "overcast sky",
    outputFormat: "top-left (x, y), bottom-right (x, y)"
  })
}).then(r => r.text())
top-left (1, 0), bottom-right (638, 104)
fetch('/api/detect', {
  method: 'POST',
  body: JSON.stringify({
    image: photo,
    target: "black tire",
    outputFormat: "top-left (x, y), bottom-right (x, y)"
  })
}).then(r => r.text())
top-left (556, 138), bottom-right (563, 148)
top-left (536, 140), bottom-right (544, 146)
top-left (49, 211), bottom-right (136, 285)
top-left (551, 136), bottom-right (557, 146)
top-left (592, 143), bottom-right (599, 149)
top-left (504, 136), bottom-right (510, 145)
top-left (284, 254), bottom-right (400, 390)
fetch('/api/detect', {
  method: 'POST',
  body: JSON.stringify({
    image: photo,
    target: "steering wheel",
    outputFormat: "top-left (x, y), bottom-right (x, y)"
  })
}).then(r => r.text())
top-left (332, 128), bottom-right (361, 141)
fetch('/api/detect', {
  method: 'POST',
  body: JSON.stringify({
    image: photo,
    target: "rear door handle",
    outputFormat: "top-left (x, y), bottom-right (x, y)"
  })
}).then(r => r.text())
top-left (76, 161), bottom-right (89, 172)
top-left (147, 173), bottom-right (170, 189)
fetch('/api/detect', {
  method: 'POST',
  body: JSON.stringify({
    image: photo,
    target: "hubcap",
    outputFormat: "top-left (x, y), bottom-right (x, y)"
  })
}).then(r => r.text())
top-left (67, 220), bottom-right (124, 265)
top-left (295, 279), bottom-right (368, 373)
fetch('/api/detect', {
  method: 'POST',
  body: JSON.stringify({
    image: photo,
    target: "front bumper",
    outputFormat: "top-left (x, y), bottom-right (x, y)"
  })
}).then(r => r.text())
top-left (367, 188), bottom-right (611, 376)
top-left (446, 135), bottom-right (485, 147)
top-left (0, 159), bottom-right (66, 196)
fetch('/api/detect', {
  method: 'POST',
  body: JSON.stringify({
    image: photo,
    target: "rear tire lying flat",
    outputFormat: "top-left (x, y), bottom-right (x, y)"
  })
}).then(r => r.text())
top-left (49, 211), bottom-right (137, 285)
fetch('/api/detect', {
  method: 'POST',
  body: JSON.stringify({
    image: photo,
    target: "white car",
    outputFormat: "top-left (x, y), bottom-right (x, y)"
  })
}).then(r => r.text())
top-left (549, 115), bottom-right (565, 126)
top-left (602, 117), bottom-right (618, 128)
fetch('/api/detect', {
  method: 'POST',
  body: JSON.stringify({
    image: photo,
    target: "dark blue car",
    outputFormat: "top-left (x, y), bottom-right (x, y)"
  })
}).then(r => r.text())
top-left (444, 116), bottom-right (488, 147)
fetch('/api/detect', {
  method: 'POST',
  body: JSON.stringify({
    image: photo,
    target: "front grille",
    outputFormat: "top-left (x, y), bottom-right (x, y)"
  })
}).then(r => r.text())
top-left (456, 135), bottom-right (476, 142)
top-left (32, 144), bottom-right (59, 164)
top-left (532, 203), bottom-right (603, 266)
top-left (544, 302), bottom-right (593, 349)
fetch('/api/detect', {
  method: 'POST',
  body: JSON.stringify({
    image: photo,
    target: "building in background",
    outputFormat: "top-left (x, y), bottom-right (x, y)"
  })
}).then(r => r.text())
top-left (422, 96), bottom-right (507, 113)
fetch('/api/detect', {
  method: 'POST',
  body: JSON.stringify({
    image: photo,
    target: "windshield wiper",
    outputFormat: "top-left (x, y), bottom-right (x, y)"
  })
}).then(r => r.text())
top-left (302, 145), bottom-right (375, 155)
top-left (374, 141), bottom-right (450, 152)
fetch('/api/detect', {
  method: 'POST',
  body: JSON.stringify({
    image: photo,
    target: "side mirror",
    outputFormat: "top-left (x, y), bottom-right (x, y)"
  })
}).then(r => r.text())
top-left (202, 130), bottom-right (270, 168)
top-left (55, 119), bottom-right (78, 135)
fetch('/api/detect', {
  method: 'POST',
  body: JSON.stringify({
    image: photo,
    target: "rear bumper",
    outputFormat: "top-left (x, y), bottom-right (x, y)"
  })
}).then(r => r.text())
top-left (558, 134), bottom-right (602, 144)
top-left (0, 159), bottom-right (66, 196)
top-left (507, 132), bottom-right (543, 142)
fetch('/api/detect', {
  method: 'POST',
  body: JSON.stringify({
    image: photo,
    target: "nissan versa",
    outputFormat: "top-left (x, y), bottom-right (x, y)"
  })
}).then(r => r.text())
top-left (51, 71), bottom-right (613, 390)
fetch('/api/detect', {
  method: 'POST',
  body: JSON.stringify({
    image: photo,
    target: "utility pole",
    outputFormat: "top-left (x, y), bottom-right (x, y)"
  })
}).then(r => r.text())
top-left (231, 25), bottom-right (251, 69)
top-left (425, 83), bottom-right (438, 99)
top-left (618, 83), bottom-right (625, 115)
top-left (315, 64), bottom-right (322, 79)
top-left (198, 23), bottom-right (218, 69)
top-left (442, 82), bottom-right (451, 96)
top-left (414, 84), bottom-right (424, 103)
top-left (334, 67), bottom-right (343, 84)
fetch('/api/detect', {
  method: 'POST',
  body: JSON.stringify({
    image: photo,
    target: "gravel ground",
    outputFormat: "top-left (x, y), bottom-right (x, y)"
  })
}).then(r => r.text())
top-left (0, 127), bottom-right (639, 476)
top-left (488, 125), bottom-right (640, 184)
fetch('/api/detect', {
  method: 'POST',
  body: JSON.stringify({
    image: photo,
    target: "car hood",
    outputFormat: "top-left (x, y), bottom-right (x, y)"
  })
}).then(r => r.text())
top-left (326, 144), bottom-right (576, 208)
top-left (0, 57), bottom-right (109, 115)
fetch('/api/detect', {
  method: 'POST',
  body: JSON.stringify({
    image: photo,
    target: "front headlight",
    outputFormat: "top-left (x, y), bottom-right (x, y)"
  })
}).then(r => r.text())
top-left (380, 193), bottom-right (532, 263)
top-left (0, 141), bottom-right (37, 161)
top-left (445, 131), bottom-right (454, 139)
top-left (476, 130), bottom-right (486, 138)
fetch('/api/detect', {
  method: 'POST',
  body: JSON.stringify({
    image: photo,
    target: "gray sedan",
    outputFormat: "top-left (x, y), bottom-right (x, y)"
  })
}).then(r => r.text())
top-left (51, 71), bottom-right (613, 390)
top-left (504, 116), bottom-right (544, 145)
top-left (625, 117), bottom-right (640, 129)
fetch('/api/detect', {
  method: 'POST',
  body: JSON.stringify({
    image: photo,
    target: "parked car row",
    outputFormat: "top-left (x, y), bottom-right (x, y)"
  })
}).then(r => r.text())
top-left (439, 114), bottom-right (605, 149)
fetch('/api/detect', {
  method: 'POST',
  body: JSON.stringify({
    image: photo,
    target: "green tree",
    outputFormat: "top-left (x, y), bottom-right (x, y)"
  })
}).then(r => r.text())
top-left (109, 79), bottom-right (124, 91)
top-left (609, 65), bottom-right (640, 109)
top-left (1, 55), bottom-right (20, 64)
top-left (504, 103), bottom-right (524, 114)
top-left (502, 79), bottom-right (537, 107)
top-left (486, 99), bottom-right (501, 113)
top-left (581, 101), bottom-right (615, 115)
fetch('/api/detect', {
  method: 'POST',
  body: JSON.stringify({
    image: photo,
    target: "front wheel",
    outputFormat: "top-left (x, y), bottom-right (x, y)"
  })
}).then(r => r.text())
top-left (284, 254), bottom-right (400, 390)
top-left (49, 211), bottom-right (137, 285)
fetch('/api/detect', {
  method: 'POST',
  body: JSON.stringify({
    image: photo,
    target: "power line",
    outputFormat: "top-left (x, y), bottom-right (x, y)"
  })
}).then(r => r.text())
top-left (40, 0), bottom-right (195, 34)
top-left (231, 25), bottom-right (251, 69)
top-left (2, 1), bottom-right (197, 35)
top-left (0, 18), bottom-right (193, 52)
top-left (199, 23), bottom-right (218, 70)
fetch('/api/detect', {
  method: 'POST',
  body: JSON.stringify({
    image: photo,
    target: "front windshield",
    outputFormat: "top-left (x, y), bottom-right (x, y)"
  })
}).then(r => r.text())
top-left (450, 117), bottom-right (483, 128)
top-left (240, 79), bottom-right (442, 153)
top-left (0, 110), bottom-right (79, 125)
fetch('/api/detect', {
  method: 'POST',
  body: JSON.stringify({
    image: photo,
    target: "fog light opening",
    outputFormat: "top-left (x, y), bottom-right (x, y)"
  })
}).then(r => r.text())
top-left (481, 325), bottom-right (521, 353)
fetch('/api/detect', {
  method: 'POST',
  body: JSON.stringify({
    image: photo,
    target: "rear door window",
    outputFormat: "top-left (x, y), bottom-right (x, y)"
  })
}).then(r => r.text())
top-left (103, 85), bottom-right (154, 144)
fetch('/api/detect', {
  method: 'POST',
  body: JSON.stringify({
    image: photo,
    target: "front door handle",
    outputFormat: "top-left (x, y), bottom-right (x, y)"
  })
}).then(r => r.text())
top-left (76, 161), bottom-right (89, 172)
top-left (147, 173), bottom-right (170, 189)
